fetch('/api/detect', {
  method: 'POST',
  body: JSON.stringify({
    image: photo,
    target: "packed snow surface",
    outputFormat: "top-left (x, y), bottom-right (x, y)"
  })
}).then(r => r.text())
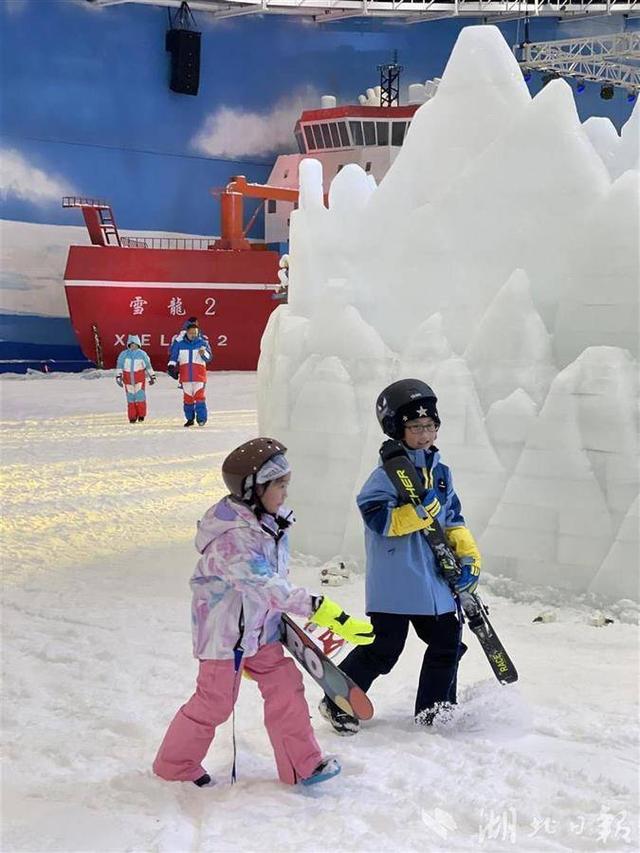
top-left (2, 372), bottom-right (638, 852)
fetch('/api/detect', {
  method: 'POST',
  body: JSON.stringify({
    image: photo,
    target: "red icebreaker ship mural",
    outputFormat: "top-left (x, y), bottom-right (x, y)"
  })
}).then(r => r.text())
top-left (62, 97), bottom-right (421, 370)
top-left (62, 182), bottom-right (287, 371)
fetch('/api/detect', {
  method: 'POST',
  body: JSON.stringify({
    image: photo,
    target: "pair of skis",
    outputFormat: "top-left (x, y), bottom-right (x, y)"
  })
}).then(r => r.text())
top-left (380, 439), bottom-right (518, 685)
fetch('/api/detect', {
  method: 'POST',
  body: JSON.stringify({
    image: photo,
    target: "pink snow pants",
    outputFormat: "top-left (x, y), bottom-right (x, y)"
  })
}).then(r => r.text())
top-left (152, 642), bottom-right (322, 785)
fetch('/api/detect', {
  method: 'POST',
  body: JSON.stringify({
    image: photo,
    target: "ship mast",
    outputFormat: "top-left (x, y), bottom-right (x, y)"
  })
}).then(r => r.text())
top-left (378, 50), bottom-right (403, 107)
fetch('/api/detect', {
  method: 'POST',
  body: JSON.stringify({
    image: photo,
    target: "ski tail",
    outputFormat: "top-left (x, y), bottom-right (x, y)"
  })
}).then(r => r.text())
top-left (460, 593), bottom-right (518, 684)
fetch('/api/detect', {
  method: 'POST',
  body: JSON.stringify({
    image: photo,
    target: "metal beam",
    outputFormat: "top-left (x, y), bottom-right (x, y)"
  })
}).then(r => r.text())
top-left (518, 31), bottom-right (640, 92)
top-left (86, 0), bottom-right (639, 19)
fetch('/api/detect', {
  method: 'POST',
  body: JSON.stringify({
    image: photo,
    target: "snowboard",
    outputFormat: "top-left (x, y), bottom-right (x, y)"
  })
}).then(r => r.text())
top-left (280, 614), bottom-right (374, 720)
top-left (379, 439), bottom-right (518, 685)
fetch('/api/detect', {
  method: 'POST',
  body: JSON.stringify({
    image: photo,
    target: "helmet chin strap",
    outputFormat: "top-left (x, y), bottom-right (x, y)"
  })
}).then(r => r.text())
top-left (251, 493), bottom-right (268, 517)
top-left (243, 477), bottom-right (270, 519)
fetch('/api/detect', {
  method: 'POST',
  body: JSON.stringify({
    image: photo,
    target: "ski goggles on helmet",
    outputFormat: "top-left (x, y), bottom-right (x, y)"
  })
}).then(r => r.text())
top-left (256, 453), bottom-right (291, 485)
top-left (242, 452), bottom-right (291, 500)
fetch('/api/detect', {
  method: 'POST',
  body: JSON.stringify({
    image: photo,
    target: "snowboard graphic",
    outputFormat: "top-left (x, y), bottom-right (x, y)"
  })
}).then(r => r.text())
top-left (281, 614), bottom-right (374, 720)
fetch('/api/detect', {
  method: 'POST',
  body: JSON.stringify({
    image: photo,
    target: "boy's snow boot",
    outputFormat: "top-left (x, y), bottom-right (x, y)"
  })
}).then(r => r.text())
top-left (184, 418), bottom-right (195, 427)
top-left (318, 697), bottom-right (359, 736)
top-left (137, 416), bottom-right (145, 422)
top-left (129, 418), bottom-right (137, 424)
top-left (197, 419), bottom-right (207, 427)
top-left (299, 757), bottom-right (341, 786)
top-left (415, 702), bottom-right (456, 727)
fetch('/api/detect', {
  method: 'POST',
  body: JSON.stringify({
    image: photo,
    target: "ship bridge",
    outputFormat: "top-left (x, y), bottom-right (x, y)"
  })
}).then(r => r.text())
top-left (294, 105), bottom-right (418, 155)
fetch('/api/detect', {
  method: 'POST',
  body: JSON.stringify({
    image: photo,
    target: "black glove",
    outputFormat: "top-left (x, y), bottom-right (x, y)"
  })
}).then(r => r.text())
top-left (148, 375), bottom-right (156, 385)
top-left (167, 364), bottom-right (179, 380)
top-left (115, 375), bottom-right (123, 387)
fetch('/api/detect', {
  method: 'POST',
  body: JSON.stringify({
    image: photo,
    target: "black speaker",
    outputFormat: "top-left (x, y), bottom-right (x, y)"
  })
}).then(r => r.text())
top-left (166, 28), bottom-right (201, 96)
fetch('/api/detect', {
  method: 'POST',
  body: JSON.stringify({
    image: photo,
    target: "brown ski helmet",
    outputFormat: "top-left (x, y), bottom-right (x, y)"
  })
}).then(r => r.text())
top-left (222, 437), bottom-right (288, 500)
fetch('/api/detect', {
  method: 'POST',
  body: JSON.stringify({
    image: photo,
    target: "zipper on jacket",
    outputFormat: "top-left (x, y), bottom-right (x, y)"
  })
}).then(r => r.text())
top-left (233, 606), bottom-right (245, 670)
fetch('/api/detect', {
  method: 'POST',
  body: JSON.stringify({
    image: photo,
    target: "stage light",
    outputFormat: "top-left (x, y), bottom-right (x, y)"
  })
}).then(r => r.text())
top-left (600, 84), bottom-right (614, 100)
top-left (576, 82), bottom-right (586, 94)
top-left (627, 91), bottom-right (637, 104)
top-left (541, 72), bottom-right (560, 88)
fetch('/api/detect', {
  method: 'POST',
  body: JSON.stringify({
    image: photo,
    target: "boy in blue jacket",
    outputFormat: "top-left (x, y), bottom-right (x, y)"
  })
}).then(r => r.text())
top-left (167, 320), bottom-right (212, 427)
top-left (319, 378), bottom-right (481, 734)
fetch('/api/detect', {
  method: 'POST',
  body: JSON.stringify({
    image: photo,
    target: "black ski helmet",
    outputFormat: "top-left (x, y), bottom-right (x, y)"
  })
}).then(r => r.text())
top-left (376, 379), bottom-right (440, 439)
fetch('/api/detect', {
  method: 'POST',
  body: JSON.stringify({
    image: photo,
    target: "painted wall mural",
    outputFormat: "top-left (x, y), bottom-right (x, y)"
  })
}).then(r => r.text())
top-left (0, 0), bottom-right (637, 368)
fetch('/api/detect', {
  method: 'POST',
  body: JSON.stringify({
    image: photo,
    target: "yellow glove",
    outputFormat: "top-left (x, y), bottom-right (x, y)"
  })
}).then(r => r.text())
top-left (311, 596), bottom-right (375, 645)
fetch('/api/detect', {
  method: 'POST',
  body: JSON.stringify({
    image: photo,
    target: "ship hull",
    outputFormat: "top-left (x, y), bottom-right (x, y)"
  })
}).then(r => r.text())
top-left (63, 245), bottom-right (281, 370)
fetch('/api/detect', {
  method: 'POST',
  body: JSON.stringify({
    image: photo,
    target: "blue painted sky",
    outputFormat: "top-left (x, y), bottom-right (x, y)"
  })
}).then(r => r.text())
top-left (0, 0), bottom-right (636, 234)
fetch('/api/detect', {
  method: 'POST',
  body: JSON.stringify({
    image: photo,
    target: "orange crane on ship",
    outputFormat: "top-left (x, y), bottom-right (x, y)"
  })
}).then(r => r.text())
top-left (211, 174), bottom-right (328, 251)
top-left (64, 175), bottom-right (325, 251)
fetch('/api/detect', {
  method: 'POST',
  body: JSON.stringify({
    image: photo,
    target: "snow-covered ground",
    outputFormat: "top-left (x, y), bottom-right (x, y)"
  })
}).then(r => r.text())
top-left (1, 372), bottom-right (638, 852)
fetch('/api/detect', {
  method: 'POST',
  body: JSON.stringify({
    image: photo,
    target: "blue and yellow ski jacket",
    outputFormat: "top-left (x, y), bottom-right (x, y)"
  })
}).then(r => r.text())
top-left (357, 446), bottom-right (481, 616)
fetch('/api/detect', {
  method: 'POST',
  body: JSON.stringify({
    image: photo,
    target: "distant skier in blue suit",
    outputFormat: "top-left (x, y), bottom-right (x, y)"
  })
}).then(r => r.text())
top-left (167, 320), bottom-right (212, 427)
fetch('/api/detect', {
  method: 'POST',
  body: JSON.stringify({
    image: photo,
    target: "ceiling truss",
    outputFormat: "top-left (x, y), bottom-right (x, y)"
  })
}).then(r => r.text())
top-left (517, 31), bottom-right (640, 92)
top-left (88, 0), bottom-right (639, 23)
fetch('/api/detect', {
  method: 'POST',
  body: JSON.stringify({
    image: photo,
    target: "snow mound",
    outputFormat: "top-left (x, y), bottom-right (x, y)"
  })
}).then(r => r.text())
top-left (258, 24), bottom-right (639, 603)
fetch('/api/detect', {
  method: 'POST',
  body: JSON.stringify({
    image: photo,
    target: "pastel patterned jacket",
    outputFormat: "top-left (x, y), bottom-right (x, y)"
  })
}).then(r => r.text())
top-left (191, 496), bottom-right (313, 660)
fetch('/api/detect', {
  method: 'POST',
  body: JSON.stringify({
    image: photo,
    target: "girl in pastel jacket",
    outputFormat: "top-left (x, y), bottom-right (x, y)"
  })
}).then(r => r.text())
top-left (153, 438), bottom-right (374, 789)
top-left (115, 334), bottom-right (155, 423)
top-left (190, 497), bottom-right (309, 660)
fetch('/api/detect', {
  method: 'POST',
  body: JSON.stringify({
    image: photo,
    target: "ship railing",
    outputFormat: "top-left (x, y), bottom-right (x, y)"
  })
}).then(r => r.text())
top-left (119, 236), bottom-right (216, 250)
top-left (62, 196), bottom-right (110, 209)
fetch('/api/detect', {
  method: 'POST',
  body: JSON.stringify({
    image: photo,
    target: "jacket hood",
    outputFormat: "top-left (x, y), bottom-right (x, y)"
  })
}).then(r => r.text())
top-left (195, 496), bottom-right (256, 554)
top-left (195, 496), bottom-right (295, 554)
top-left (127, 334), bottom-right (141, 347)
